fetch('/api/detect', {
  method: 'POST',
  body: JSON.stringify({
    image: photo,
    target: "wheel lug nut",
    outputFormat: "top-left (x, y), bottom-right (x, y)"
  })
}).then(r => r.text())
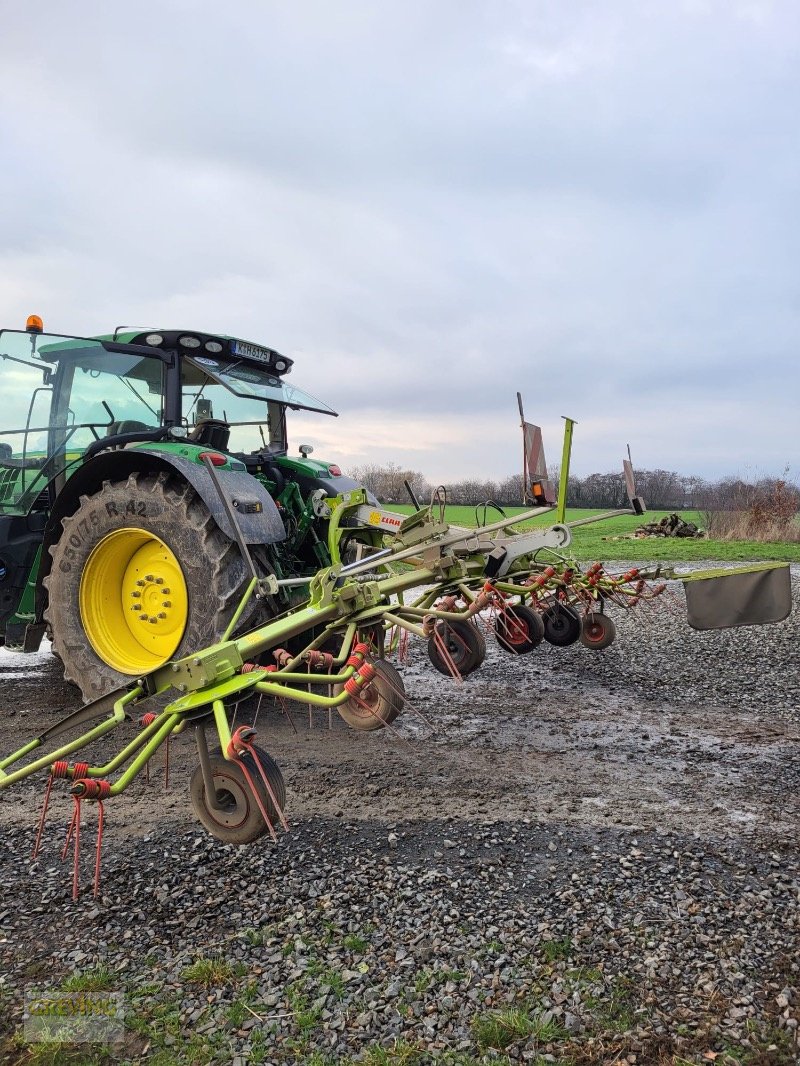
top-left (145, 574), bottom-right (155, 582)
top-left (157, 612), bottom-right (167, 619)
top-left (149, 617), bottom-right (158, 624)
top-left (140, 614), bottom-right (149, 622)
top-left (131, 590), bottom-right (141, 598)
top-left (155, 577), bottom-right (164, 585)
top-left (135, 579), bottom-right (145, 587)
top-left (162, 601), bottom-right (171, 608)
top-left (132, 604), bottom-right (142, 612)
top-left (162, 588), bottom-right (171, 594)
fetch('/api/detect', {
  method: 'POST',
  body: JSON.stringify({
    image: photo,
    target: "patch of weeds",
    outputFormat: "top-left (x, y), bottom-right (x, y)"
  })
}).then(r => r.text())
top-left (472, 1006), bottom-right (567, 1051)
top-left (58, 966), bottom-right (117, 993)
top-left (226, 998), bottom-right (248, 1027)
top-left (302, 1052), bottom-right (342, 1066)
top-left (317, 917), bottom-right (337, 947)
top-left (717, 1023), bottom-right (800, 1065)
top-left (343, 932), bottom-right (369, 952)
top-left (242, 926), bottom-right (272, 947)
top-left (485, 939), bottom-right (504, 954)
top-left (414, 968), bottom-right (436, 994)
top-left (126, 990), bottom-right (184, 1050)
top-left (185, 1029), bottom-right (226, 1063)
top-left (439, 968), bottom-right (468, 983)
top-left (249, 1028), bottom-right (268, 1065)
top-left (303, 954), bottom-right (327, 979)
top-left (147, 1051), bottom-right (188, 1066)
top-left (362, 1038), bottom-right (426, 1064)
top-left (241, 980), bottom-right (259, 1004)
top-left (24, 1040), bottom-right (114, 1065)
top-left (181, 957), bottom-right (236, 988)
top-left (565, 966), bottom-right (602, 985)
top-left (287, 984), bottom-right (322, 1035)
top-left (318, 967), bottom-right (345, 999)
top-left (540, 937), bottom-right (572, 963)
top-left (590, 974), bottom-right (637, 1033)
top-left (130, 981), bottom-right (162, 998)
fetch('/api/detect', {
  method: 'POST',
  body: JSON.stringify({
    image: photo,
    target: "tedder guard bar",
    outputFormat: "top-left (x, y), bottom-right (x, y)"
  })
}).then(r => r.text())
top-left (682, 562), bottom-right (792, 630)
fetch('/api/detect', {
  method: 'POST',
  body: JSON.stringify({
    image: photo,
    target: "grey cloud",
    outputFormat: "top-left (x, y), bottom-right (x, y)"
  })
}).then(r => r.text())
top-left (0, 1), bottom-right (798, 479)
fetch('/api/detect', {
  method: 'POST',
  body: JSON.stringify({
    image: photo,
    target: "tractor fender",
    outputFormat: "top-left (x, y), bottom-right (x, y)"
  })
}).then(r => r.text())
top-left (37, 449), bottom-right (286, 620)
top-left (135, 450), bottom-right (286, 546)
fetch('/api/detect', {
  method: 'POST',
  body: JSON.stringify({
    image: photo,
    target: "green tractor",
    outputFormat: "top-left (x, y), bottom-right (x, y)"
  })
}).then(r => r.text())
top-left (0, 318), bottom-right (383, 699)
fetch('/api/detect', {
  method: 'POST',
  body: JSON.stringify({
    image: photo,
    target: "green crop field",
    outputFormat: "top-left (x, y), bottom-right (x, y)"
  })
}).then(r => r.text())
top-left (386, 504), bottom-right (800, 563)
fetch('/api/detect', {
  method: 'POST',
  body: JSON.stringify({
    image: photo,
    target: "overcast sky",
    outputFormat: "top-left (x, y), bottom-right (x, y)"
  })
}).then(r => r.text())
top-left (1, 1), bottom-right (798, 484)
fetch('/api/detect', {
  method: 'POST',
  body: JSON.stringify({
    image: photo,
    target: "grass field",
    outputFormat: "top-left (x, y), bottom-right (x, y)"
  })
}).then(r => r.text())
top-left (386, 504), bottom-right (800, 563)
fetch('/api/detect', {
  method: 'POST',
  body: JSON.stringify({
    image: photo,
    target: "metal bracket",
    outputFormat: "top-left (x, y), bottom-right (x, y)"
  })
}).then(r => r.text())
top-left (200, 453), bottom-right (276, 598)
top-left (150, 641), bottom-right (244, 695)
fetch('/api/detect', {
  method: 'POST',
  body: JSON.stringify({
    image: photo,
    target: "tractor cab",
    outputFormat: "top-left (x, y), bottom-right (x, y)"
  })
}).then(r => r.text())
top-left (0, 324), bottom-right (338, 517)
top-left (0, 321), bottom-right (369, 678)
top-left (118, 327), bottom-right (337, 457)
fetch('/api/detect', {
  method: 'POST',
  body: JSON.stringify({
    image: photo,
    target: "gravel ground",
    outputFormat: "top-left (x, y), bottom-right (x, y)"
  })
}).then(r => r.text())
top-left (0, 563), bottom-right (798, 1065)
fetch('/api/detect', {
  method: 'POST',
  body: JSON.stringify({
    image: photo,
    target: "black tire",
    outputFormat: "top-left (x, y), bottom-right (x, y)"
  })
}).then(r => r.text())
top-left (337, 659), bottom-right (405, 731)
top-left (427, 619), bottom-right (486, 677)
top-left (542, 603), bottom-right (582, 647)
top-left (495, 604), bottom-right (545, 654)
top-left (189, 744), bottom-right (286, 844)
top-left (43, 472), bottom-right (252, 700)
top-left (579, 613), bottom-right (617, 650)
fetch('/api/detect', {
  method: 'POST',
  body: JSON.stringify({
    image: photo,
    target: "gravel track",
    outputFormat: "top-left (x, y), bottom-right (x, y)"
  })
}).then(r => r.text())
top-left (0, 564), bottom-right (798, 1064)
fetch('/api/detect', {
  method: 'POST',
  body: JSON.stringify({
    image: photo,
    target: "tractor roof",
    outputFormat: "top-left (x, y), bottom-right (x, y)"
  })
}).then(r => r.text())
top-left (107, 329), bottom-right (295, 377)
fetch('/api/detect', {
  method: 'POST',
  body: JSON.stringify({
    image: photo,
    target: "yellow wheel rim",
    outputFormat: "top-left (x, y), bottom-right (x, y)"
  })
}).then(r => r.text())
top-left (79, 528), bottom-right (189, 675)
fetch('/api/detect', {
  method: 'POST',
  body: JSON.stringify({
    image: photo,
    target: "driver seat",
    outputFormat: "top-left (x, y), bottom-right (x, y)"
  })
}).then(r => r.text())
top-left (188, 418), bottom-right (231, 451)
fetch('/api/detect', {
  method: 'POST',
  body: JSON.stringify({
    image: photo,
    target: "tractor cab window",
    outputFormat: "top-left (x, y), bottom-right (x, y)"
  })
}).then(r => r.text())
top-left (181, 356), bottom-right (336, 455)
top-left (0, 330), bottom-right (165, 514)
top-left (54, 348), bottom-right (163, 452)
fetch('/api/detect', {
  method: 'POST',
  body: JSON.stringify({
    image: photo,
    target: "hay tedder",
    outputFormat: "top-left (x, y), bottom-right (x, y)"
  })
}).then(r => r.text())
top-left (0, 319), bottom-right (791, 898)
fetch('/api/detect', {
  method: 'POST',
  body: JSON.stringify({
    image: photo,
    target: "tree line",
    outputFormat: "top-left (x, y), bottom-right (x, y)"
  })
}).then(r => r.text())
top-left (348, 461), bottom-right (800, 512)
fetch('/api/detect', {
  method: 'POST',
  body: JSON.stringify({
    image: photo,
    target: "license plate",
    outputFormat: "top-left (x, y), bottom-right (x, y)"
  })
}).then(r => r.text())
top-left (231, 339), bottom-right (274, 364)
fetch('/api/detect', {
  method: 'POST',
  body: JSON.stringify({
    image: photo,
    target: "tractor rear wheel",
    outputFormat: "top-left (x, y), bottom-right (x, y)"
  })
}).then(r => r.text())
top-left (44, 473), bottom-right (252, 700)
top-left (189, 745), bottom-right (285, 844)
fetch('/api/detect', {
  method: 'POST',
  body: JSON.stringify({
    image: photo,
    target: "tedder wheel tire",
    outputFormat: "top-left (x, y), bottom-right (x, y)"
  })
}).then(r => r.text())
top-left (542, 603), bottom-right (582, 647)
top-left (579, 613), bottom-right (617, 650)
top-left (44, 473), bottom-right (253, 701)
top-left (495, 604), bottom-right (545, 654)
top-left (337, 659), bottom-right (405, 732)
top-left (189, 745), bottom-right (286, 845)
top-left (427, 619), bottom-right (486, 677)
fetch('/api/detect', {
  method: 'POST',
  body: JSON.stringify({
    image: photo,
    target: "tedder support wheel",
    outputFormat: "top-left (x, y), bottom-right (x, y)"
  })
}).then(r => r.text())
top-left (189, 745), bottom-right (286, 844)
top-left (542, 603), bottom-right (582, 647)
top-left (579, 613), bottom-right (617, 650)
top-left (495, 604), bottom-right (545, 654)
top-left (337, 659), bottom-right (405, 731)
top-left (44, 473), bottom-right (252, 700)
top-left (427, 619), bottom-right (486, 677)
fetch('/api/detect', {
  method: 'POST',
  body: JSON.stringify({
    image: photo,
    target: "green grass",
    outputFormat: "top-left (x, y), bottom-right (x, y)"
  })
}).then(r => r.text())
top-left (541, 937), bottom-right (572, 963)
top-left (389, 504), bottom-right (800, 562)
top-left (57, 966), bottom-right (117, 994)
top-left (181, 957), bottom-right (243, 988)
top-left (471, 1006), bottom-right (567, 1051)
